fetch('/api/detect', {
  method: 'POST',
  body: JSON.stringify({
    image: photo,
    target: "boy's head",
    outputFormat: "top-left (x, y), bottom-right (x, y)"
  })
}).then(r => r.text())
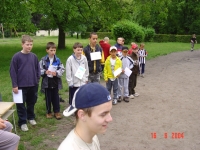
top-left (73, 42), bottom-right (83, 57)
top-left (122, 46), bottom-right (128, 56)
top-left (109, 46), bottom-right (117, 58)
top-left (63, 83), bottom-right (112, 134)
top-left (132, 44), bottom-right (138, 54)
top-left (46, 42), bottom-right (56, 58)
top-left (89, 32), bottom-right (98, 47)
top-left (117, 37), bottom-right (124, 45)
top-left (21, 35), bottom-right (33, 53)
top-left (103, 37), bottom-right (109, 43)
top-left (140, 43), bottom-right (145, 49)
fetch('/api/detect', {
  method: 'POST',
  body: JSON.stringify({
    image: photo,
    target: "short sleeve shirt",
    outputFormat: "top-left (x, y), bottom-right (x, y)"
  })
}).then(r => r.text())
top-left (58, 129), bottom-right (100, 150)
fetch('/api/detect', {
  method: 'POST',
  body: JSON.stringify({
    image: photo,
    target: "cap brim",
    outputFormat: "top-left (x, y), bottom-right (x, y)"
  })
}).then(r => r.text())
top-left (63, 105), bottom-right (77, 117)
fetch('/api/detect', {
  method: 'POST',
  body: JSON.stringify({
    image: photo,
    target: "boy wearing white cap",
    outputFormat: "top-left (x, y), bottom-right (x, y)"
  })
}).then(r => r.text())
top-left (58, 83), bottom-right (113, 150)
top-left (104, 46), bottom-right (122, 105)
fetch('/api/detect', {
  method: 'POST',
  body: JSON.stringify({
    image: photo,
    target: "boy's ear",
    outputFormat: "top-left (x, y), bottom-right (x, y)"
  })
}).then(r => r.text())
top-left (77, 109), bottom-right (86, 121)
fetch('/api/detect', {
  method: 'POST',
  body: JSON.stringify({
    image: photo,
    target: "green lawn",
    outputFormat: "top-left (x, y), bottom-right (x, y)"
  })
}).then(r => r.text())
top-left (0, 36), bottom-right (199, 150)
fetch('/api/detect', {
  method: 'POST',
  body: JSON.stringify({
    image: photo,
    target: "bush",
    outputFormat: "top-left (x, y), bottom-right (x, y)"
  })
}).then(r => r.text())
top-left (153, 34), bottom-right (200, 43)
top-left (112, 20), bottom-right (137, 44)
top-left (134, 25), bottom-right (145, 43)
top-left (144, 28), bottom-right (155, 42)
top-left (81, 32), bottom-right (113, 39)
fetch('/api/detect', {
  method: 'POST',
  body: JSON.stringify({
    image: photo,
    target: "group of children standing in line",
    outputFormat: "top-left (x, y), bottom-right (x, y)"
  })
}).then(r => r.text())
top-left (9, 33), bottom-right (147, 132)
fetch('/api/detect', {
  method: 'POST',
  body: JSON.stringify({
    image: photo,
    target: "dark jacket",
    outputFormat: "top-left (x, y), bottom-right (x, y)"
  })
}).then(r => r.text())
top-left (39, 55), bottom-right (65, 89)
top-left (83, 44), bottom-right (103, 73)
top-left (130, 52), bottom-right (139, 74)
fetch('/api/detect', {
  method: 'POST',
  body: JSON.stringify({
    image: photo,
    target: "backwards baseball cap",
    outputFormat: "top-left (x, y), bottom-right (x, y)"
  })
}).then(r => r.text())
top-left (109, 46), bottom-right (117, 51)
top-left (122, 46), bottom-right (129, 51)
top-left (63, 83), bottom-right (111, 117)
top-left (132, 44), bottom-right (138, 49)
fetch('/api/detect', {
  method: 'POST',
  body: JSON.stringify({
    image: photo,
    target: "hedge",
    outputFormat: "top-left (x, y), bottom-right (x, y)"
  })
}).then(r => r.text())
top-left (81, 32), bottom-right (113, 39)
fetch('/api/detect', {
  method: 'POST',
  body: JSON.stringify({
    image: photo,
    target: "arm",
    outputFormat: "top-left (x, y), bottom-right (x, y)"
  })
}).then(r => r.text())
top-left (66, 58), bottom-right (73, 87)
top-left (10, 55), bottom-right (18, 93)
top-left (84, 58), bottom-right (89, 83)
top-left (56, 60), bottom-right (65, 78)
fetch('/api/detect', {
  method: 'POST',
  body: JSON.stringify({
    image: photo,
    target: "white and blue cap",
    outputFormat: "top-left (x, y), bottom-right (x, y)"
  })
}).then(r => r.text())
top-left (63, 83), bottom-right (111, 117)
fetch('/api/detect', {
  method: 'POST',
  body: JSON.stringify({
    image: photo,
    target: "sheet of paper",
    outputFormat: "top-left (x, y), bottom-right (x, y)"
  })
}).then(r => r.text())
top-left (48, 65), bottom-right (57, 78)
top-left (124, 67), bottom-right (132, 77)
top-left (90, 52), bottom-right (102, 61)
top-left (75, 66), bottom-right (86, 79)
top-left (114, 67), bottom-right (122, 77)
top-left (12, 89), bottom-right (23, 103)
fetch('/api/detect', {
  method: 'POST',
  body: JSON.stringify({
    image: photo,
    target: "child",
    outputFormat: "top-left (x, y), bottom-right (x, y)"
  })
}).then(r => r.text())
top-left (59, 83), bottom-right (112, 150)
top-left (104, 46), bottom-right (122, 105)
top-left (115, 37), bottom-right (124, 57)
top-left (118, 46), bottom-right (134, 102)
top-left (129, 44), bottom-right (140, 99)
top-left (190, 34), bottom-right (197, 51)
top-left (66, 42), bottom-right (89, 105)
top-left (83, 32), bottom-right (104, 83)
top-left (10, 35), bottom-right (40, 131)
top-left (128, 43), bottom-right (137, 56)
top-left (138, 43), bottom-right (147, 77)
top-left (40, 42), bottom-right (65, 119)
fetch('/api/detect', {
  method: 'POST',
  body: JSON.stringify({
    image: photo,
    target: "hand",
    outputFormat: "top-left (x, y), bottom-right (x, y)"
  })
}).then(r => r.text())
top-left (0, 118), bottom-right (6, 129)
top-left (105, 80), bottom-right (108, 83)
top-left (52, 72), bottom-right (57, 76)
top-left (13, 87), bottom-right (18, 94)
top-left (122, 70), bottom-right (125, 73)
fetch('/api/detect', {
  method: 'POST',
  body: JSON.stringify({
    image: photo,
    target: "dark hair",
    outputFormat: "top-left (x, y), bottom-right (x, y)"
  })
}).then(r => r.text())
top-left (73, 42), bottom-right (83, 49)
top-left (89, 32), bottom-right (97, 38)
top-left (46, 42), bottom-right (56, 49)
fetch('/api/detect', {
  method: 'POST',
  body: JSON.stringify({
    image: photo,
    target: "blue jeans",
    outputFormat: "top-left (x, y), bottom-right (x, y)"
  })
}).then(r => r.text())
top-left (17, 85), bottom-right (38, 126)
top-left (106, 79), bottom-right (118, 99)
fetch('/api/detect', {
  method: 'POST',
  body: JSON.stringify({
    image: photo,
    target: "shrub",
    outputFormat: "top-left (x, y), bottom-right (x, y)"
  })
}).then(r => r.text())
top-left (81, 32), bottom-right (113, 39)
top-left (112, 20), bottom-right (137, 44)
top-left (134, 25), bottom-right (145, 43)
top-left (144, 28), bottom-right (155, 42)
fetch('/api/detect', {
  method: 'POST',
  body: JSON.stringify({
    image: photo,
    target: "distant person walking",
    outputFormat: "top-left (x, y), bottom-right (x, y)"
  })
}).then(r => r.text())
top-left (190, 34), bottom-right (197, 52)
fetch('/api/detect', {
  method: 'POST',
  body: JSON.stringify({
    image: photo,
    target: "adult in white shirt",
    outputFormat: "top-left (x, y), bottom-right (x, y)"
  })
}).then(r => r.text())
top-left (58, 83), bottom-right (113, 150)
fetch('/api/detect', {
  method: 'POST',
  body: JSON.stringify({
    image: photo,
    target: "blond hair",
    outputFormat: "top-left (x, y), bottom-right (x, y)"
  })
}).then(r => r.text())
top-left (21, 35), bottom-right (33, 43)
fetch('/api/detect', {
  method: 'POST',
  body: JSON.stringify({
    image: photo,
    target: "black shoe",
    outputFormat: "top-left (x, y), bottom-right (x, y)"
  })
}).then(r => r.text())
top-left (123, 97), bottom-right (129, 102)
top-left (117, 96), bottom-right (122, 102)
top-left (60, 98), bottom-right (65, 102)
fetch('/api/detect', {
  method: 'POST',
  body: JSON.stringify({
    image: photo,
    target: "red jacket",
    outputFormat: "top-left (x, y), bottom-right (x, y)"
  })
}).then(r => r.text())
top-left (99, 40), bottom-right (110, 60)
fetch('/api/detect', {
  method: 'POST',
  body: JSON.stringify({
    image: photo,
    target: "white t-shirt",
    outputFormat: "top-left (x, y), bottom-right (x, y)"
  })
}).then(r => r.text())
top-left (58, 129), bottom-right (101, 150)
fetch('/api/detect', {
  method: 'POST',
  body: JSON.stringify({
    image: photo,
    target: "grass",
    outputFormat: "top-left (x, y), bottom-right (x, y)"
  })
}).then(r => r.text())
top-left (0, 36), bottom-right (199, 150)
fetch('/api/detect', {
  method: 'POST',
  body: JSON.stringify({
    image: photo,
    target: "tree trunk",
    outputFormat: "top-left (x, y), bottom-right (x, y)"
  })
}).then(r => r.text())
top-left (58, 27), bottom-right (66, 50)
top-left (77, 33), bottom-right (79, 39)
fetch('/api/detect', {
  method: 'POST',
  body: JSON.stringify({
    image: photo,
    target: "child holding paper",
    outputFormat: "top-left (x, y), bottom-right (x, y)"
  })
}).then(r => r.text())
top-left (104, 46), bottom-right (122, 105)
top-left (66, 42), bottom-right (89, 105)
top-left (83, 32), bottom-right (104, 83)
top-left (129, 44), bottom-right (140, 99)
top-left (40, 42), bottom-right (65, 119)
top-left (118, 47), bottom-right (134, 102)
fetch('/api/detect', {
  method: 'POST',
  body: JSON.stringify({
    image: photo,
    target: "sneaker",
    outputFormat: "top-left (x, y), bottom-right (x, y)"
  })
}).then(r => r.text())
top-left (54, 113), bottom-right (62, 120)
top-left (21, 124), bottom-right (28, 131)
top-left (29, 120), bottom-right (37, 125)
top-left (123, 97), bottom-right (129, 102)
top-left (134, 93), bottom-right (139, 97)
top-left (129, 94), bottom-right (134, 99)
top-left (46, 113), bottom-right (53, 119)
top-left (117, 96), bottom-right (122, 102)
top-left (112, 99), bottom-right (117, 105)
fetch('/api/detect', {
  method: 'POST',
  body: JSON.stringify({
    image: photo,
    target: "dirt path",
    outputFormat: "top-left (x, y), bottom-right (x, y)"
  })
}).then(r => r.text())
top-left (48, 50), bottom-right (200, 150)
